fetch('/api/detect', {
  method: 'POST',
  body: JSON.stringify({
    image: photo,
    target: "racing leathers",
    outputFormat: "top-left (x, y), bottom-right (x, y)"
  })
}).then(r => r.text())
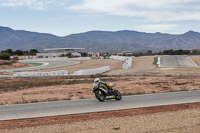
top-left (98, 81), bottom-right (113, 93)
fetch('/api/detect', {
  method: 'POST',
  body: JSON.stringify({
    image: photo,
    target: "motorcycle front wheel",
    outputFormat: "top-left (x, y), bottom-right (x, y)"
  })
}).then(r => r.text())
top-left (114, 90), bottom-right (122, 100)
top-left (95, 90), bottom-right (106, 102)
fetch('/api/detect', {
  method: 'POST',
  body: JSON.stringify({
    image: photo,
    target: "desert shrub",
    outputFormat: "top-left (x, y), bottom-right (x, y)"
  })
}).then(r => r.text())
top-left (0, 52), bottom-right (10, 60)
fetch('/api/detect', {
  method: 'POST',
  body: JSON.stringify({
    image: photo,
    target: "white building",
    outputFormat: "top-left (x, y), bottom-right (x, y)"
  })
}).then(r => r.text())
top-left (36, 48), bottom-right (85, 58)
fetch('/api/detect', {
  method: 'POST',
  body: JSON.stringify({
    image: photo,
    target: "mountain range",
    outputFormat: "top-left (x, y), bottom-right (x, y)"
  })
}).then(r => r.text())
top-left (0, 26), bottom-right (200, 52)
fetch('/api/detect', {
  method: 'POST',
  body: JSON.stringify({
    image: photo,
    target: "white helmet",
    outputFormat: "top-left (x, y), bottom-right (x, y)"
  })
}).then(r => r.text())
top-left (94, 78), bottom-right (100, 82)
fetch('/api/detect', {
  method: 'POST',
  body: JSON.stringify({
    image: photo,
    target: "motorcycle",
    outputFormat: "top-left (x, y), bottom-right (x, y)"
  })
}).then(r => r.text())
top-left (93, 82), bottom-right (122, 102)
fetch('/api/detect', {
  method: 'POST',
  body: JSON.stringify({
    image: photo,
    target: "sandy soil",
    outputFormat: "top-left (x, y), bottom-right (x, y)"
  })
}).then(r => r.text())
top-left (191, 56), bottom-right (200, 66)
top-left (1, 56), bottom-right (199, 76)
top-left (0, 62), bottom-right (31, 70)
top-left (34, 59), bottom-right (123, 74)
top-left (0, 103), bottom-right (200, 132)
top-left (0, 56), bottom-right (200, 132)
top-left (1, 76), bottom-right (200, 105)
top-left (0, 56), bottom-right (200, 105)
top-left (0, 62), bottom-right (33, 75)
top-left (28, 56), bottom-right (156, 75)
top-left (105, 56), bottom-right (156, 75)
top-left (0, 60), bottom-right (11, 65)
top-left (32, 55), bottom-right (200, 77)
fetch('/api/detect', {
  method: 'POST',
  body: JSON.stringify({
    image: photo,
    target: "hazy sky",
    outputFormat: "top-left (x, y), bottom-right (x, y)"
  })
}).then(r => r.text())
top-left (0, 0), bottom-right (200, 36)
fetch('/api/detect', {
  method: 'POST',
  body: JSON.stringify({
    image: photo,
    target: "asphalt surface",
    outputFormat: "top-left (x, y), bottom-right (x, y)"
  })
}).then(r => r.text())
top-left (0, 90), bottom-right (200, 121)
top-left (0, 60), bottom-right (79, 73)
top-left (159, 55), bottom-right (199, 68)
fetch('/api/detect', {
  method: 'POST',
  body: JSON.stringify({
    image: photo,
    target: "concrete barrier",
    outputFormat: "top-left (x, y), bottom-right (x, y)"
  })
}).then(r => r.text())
top-left (157, 57), bottom-right (161, 67)
top-left (110, 55), bottom-right (132, 69)
top-left (73, 66), bottom-right (110, 75)
top-left (12, 70), bottom-right (68, 77)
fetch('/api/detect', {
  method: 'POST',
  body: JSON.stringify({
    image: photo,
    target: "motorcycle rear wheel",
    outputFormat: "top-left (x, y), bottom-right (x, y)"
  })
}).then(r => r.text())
top-left (95, 90), bottom-right (106, 102)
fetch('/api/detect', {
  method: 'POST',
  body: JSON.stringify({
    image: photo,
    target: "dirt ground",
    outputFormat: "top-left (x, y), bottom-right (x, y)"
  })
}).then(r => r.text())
top-left (0, 56), bottom-right (200, 132)
top-left (0, 56), bottom-right (200, 105)
top-left (0, 60), bottom-right (32, 70)
top-left (27, 56), bottom-right (156, 75)
top-left (2, 56), bottom-right (199, 76)
top-left (191, 56), bottom-right (200, 66)
top-left (105, 56), bottom-right (156, 75)
top-left (0, 60), bottom-right (11, 65)
top-left (33, 59), bottom-right (123, 74)
top-left (0, 75), bottom-right (200, 105)
top-left (0, 103), bottom-right (200, 132)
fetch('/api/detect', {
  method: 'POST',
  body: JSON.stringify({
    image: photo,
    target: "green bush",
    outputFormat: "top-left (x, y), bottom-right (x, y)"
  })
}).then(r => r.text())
top-left (66, 53), bottom-right (72, 58)
top-left (0, 52), bottom-right (10, 60)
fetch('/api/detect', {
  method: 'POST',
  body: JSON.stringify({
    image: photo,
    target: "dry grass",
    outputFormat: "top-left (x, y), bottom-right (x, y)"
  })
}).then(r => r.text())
top-left (0, 60), bottom-right (31, 70)
top-left (0, 77), bottom-right (94, 92)
top-left (0, 60), bottom-right (12, 65)
top-left (0, 75), bottom-right (200, 105)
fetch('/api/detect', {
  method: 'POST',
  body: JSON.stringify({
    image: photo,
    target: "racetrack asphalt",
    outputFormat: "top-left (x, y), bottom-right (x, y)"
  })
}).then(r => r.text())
top-left (0, 90), bottom-right (200, 121)
top-left (0, 60), bottom-right (79, 73)
top-left (159, 55), bottom-right (199, 68)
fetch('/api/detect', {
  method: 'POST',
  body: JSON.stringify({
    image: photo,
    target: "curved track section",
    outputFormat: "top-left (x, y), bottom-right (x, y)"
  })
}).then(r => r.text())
top-left (0, 60), bottom-right (79, 72)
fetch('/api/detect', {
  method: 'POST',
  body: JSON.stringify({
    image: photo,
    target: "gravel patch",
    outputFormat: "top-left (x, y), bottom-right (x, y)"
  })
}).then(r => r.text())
top-left (0, 103), bottom-right (200, 133)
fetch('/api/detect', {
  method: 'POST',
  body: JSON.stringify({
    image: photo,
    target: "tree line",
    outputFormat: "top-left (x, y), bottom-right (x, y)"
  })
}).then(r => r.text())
top-left (1, 49), bottom-right (38, 56)
top-left (0, 48), bottom-right (200, 60)
top-left (0, 49), bottom-right (38, 60)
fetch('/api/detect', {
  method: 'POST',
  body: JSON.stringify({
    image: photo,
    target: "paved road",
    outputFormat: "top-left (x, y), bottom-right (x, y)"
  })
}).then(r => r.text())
top-left (0, 90), bottom-right (200, 121)
top-left (160, 55), bottom-right (199, 68)
top-left (0, 60), bottom-right (79, 73)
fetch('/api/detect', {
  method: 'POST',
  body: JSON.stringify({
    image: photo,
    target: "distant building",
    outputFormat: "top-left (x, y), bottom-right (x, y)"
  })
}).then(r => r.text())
top-left (36, 53), bottom-right (61, 58)
top-left (36, 48), bottom-right (85, 58)
top-left (11, 55), bottom-right (36, 60)
top-left (88, 52), bottom-right (100, 57)
top-left (116, 52), bottom-right (132, 56)
top-left (125, 52), bottom-right (132, 56)
top-left (72, 52), bottom-right (81, 57)
top-left (117, 53), bottom-right (123, 56)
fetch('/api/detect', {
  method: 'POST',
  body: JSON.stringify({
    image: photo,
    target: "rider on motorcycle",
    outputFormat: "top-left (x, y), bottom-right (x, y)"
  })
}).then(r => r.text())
top-left (94, 78), bottom-right (114, 92)
top-left (93, 78), bottom-right (122, 101)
